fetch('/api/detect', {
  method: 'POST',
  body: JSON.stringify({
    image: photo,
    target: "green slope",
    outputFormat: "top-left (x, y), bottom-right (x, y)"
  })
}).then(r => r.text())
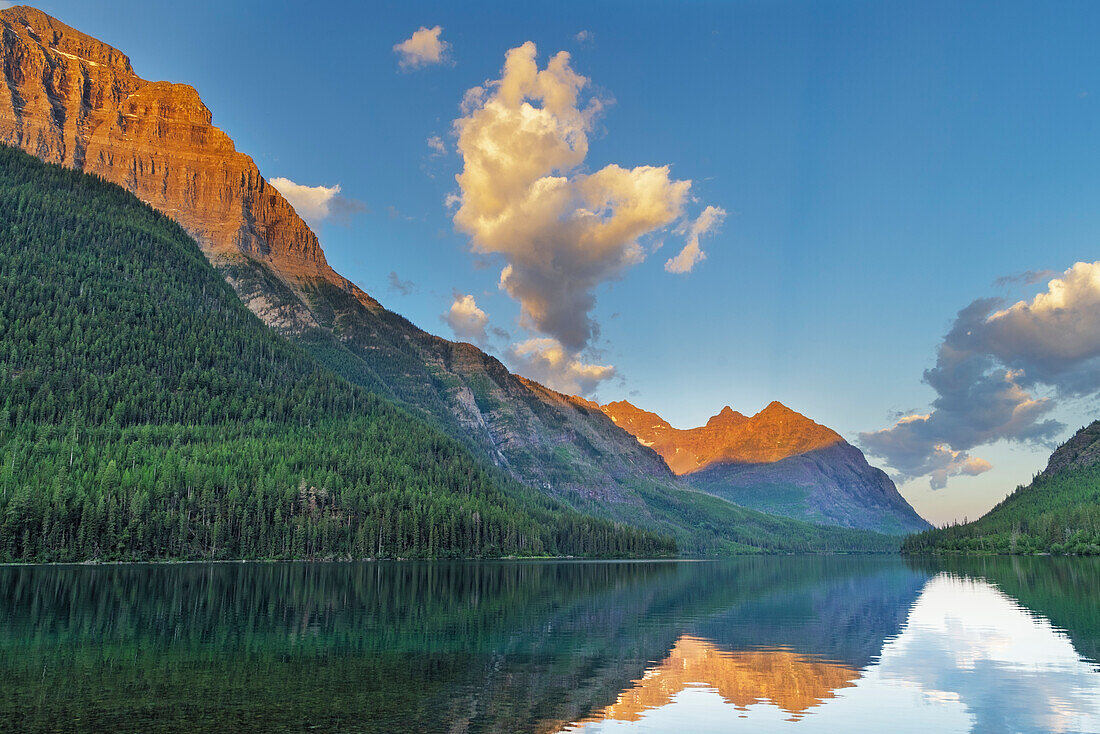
top-left (221, 252), bottom-right (899, 555)
top-left (0, 144), bottom-right (674, 561)
top-left (903, 422), bottom-right (1100, 555)
top-left (0, 145), bottom-right (898, 557)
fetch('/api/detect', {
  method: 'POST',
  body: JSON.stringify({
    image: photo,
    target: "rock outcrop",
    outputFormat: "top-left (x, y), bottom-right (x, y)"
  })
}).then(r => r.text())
top-left (1042, 420), bottom-right (1100, 478)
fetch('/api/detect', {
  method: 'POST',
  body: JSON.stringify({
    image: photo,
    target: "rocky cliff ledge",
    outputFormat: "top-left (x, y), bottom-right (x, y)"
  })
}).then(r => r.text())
top-left (0, 5), bottom-right (352, 294)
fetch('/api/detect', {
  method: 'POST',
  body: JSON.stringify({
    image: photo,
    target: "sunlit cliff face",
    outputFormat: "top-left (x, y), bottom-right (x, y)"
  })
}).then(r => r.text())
top-left (0, 5), bottom-right (347, 290)
top-left (574, 636), bottom-right (859, 725)
top-left (599, 400), bottom-right (844, 475)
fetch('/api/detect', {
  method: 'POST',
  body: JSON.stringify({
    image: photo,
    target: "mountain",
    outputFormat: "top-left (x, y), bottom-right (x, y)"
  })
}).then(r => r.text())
top-left (600, 400), bottom-right (930, 534)
top-left (601, 400), bottom-right (843, 473)
top-left (0, 142), bottom-right (674, 561)
top-left (903, 421), bottom-right (1100, 555)
top-left (0, 6), bottom-right (899, 554)
top-left (0, 6), bottom-right (339, 291)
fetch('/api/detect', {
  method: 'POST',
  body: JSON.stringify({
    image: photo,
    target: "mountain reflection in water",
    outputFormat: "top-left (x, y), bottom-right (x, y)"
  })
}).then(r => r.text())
top-left (561, 561), bottom-right (1100, 734)
top-left (0, 557), bottom-right (1097, 733)
top-left (575, 637), bottom-right (859, 723)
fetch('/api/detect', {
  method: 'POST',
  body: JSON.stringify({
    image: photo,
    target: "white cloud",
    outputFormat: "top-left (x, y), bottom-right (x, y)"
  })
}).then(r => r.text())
top-left (427, 135), bottom-right (448, 156)
top-left (860, 261), bottom-right (1100, 488)
top-left (442, 294), bottom-right (490, 345)
top-left (269, 177), bottom-right (365, 225)
top-left (507, 338), bottom-right (615, 396)
top-left (574, 30), bottom-right (594, 44)
top-left (665, 205), bottom-right (726, 274)
top-left (393, 25), bottom-right (451, 69)
top-left (452, 42), bottom-right (714, 353)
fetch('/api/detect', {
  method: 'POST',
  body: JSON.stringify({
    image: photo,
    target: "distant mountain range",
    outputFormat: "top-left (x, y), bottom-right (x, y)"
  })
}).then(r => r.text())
top-left (904, 421), bottom-right (1100, 555)
top-left (0, 5), bottom-right (911, 553)
top-left (599, 400), bottom-right (930, 534)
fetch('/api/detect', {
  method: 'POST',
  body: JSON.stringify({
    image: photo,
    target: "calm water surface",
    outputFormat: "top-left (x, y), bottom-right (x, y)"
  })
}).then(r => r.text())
top-left (0, 556), bottom-right (1098, 733)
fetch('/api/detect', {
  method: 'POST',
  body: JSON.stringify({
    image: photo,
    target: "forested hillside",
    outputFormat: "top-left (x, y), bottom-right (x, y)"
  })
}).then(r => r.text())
top-left (0, 145), bottom-right (674, 561)
top-left (903, 422), bottom-right (1100, 555)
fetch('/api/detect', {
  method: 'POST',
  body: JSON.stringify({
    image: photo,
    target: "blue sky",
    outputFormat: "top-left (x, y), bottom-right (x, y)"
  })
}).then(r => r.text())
top-left (28, 0), bottom-right (1100, 524)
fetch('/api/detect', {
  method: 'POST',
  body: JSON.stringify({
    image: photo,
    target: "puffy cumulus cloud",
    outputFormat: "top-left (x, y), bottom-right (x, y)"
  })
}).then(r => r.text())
top-left (393, 26), bottom-right (450, 69)
top-left (442, 294), bottom-right (490, 345)
top-left (269, 177), bottom-right (365, 226)
top-left (507, 338), bottom-right (615, 396)
top-left (452, 42), bottom-right (711, 352)
top-left (860, 262), bottom-right (1100, 488)
top-left (665, 205), bottom-right (726, 274)
top-left (979, 261), bottom-right (1100, 392)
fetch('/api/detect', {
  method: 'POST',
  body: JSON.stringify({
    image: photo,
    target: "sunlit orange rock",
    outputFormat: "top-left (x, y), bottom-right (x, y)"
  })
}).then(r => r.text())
top-left (600, 400), bottom-right (843, 475)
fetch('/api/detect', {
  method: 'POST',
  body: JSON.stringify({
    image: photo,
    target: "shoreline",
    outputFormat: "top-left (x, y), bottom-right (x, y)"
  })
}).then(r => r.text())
top-left (0, 552), bottom-right (905, 567)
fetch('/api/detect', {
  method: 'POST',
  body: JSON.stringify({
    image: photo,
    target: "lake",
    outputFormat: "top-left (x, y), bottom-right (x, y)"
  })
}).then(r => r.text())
top-left (0, 557), bottom-right (1098, 733)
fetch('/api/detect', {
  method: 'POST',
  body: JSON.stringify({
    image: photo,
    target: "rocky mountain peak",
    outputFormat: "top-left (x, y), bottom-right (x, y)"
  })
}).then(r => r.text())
top-left (597, 397), bottom-right (929, 533)
top-left (3, 6), bottom-right (134, 73)
top-left (706, 406), bottom-right (747, 428)
top-left (597, 398), bottom-right (843, 474)
top-left (0, 5), bottom-right (366, 322)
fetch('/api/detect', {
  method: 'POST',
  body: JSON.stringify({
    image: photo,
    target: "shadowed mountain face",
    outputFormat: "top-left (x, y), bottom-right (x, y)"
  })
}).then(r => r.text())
top-left (0, 6), bottom-right (902, 553)
top-left (1042, 420), bottom-right (1100, 477)
top-left (600, 400), bottom-right (930, 534)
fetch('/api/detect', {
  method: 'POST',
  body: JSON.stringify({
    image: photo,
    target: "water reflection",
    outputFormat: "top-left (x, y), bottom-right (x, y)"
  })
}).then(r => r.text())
top-left (874, 574), bottom-right (1100, 734)
top-left (577, 637), bottom-right (859, 723)
top-left (562, 565), bottom-right (1100, 734)
top-left (0, 557), bottom-right (1096, 733)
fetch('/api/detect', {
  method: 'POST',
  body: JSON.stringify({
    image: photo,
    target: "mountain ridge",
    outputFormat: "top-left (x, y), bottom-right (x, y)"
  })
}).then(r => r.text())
top-left (598, 399), bottom-right (930, 534)
top-left (601, 399), bottom-right (844, 473)
top-left (0, 141), bottom-right (675, 560)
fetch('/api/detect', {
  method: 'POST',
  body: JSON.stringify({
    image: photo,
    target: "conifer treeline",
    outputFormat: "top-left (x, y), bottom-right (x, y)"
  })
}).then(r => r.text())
top-left (0, 145), bottom-right (675, 561)
top-left (903, 461), bottom-right (1100, 555)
